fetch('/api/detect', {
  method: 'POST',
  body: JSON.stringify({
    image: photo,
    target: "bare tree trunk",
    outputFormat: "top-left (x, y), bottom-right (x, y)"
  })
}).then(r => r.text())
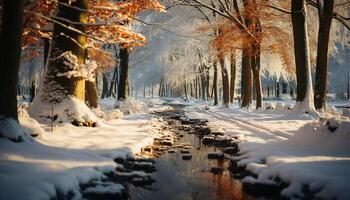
top-left (291, 0), bottom-right (315, 112)
top-left (230, 51), bottom-right (236, 103)
top-left (200, 66), bottom-right (206, 100)
top-left (219, 58), bottom-right (230, 107)
top-left (0, 0), bottom-right (24, 121)
top-left (241, 48), bottom-right (253, 108)
top-left (107, 63), bottom-right (118, 98)
top-left (195, 78), bottom-right (198, 99)
top-left (118, 48), bottom-right (129, 101)
top-left (347, 72), bottom-right (350, 100)
top-left (101, 73), bottom-right (108, 98)
top-left (213, 62), bottom-right (219, 105)
top-left (43, 37), bottom-right (51, 67)
top-left (251, 48), bottom-right (262, 108)
top-left (184, 81), bottom-right (188, 100)
top-left (206, 68), bottom-right (210, 100)
top-left (85, 80), bottom-right (98, 108)
top-left (314, 0), bottom-right (335, 109)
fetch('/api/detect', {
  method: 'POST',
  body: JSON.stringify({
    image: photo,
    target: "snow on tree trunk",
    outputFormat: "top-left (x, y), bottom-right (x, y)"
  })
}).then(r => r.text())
top-left (291, 0), bottom-right (316, 113)
top-left (29, 0), bottom-right (98, 124)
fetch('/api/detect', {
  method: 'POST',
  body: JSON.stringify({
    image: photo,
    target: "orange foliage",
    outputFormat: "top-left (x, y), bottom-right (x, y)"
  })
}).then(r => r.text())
top-left (21, 0), bottom-right (165, 68)
top-left (201, 0), bottom-right (294, 75)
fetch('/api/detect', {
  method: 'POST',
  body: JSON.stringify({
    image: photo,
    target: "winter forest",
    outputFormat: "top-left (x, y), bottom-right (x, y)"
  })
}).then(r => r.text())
top-left (0, 0), bottom-right (350, 200)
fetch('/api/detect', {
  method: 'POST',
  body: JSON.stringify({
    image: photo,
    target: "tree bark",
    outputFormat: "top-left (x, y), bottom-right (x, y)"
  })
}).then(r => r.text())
top-left (118, 48), bottom-right (129, 101)
top-left (291, 0), bottom-right (315, 112)
top-left (0, 0), bottom-right (24, 121)
top-left (43, 37), bottom-right (51, 67)
top-left (314, 0), bottom-right (335, 110)
top-left (108, 63), bottom-right (118, 98)
top-left (251, 45), bottom-right (262, 108)
top-left (241, 48), bottom-right (253, 108)
top-left (85, 80), bottom-right (98, 108)
top-left (40, 0), bottom-right (88, 104)
top-left (101, 73), bottom-right (109, 98)
top-left (230, 51), bottom-right (236, 103)
top-left (213, 62), bottom-right (219, 105)
top-left (219, 58), bottom-right (230, 107)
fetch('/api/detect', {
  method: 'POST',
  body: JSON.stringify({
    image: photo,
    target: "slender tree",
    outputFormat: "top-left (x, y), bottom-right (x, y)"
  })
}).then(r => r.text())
top-left (213, 62), bottom-right (219, 105)
top-left (314, 0), bottom-right (335, 110)
top-left (118, 47), bottom-right (130, 100)
top-left (219, 57), bottom-right (230, 107)
top-left (0, 0), bottom-right (25, 121)
top-left (230, 51), bottom-right (236, 103)
top-left (291, 0), bottom-right (315, 112)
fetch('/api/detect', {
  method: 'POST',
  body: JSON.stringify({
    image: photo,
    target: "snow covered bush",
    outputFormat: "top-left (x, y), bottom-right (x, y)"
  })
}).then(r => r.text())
top-left (275, 102), bottom-right (285, 111)
top-left (29, 96), bottom-right (99, 125)
top-left (0, 116), bottom-right (27, 142)
top-left (18, 105), bottom-right (44, 137)
top-left (104, 109), bottom-right (124, 120)
top-left (114, 97), bottom-right (147, 115)
top-left (264, 102), bottom-right (275, 110)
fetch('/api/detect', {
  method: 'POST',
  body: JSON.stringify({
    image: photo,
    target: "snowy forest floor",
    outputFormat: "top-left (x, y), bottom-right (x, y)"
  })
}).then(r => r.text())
top-left (186, 102), bottom-right (350, 200)
top-left (0, 97), bottom-right (350, 200)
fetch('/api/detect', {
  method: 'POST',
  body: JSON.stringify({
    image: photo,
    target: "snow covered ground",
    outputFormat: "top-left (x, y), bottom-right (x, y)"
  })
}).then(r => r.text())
top-left (1, 97), bottom-right (349, 200)
top-left (186, 102), bottom-right (350, 200)
top-left (0, 98), bottom-right (165, 200)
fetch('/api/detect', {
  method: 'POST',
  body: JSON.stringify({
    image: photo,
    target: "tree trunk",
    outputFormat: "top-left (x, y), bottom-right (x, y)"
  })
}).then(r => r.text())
top-left (206, 68), bottom-right (210, 100)
top-left (85, 80), bottom-right (98, 108)
top-left (184, 82), bottom-right (188, 100)
top-left (291, 0), bottom-right (315, 112)
top-left (118, 48), bottom-right (129, 101)
top-left (213, 62), bottom-right (219, 105)
top-left (252, 67), bottom-right (262, 108)
top-left (0, 0), bottom-right (24, 121)
top-left (347, 72), bottom-right (350, 100)
top-left (251, 47), bottom-right (262, 109)
top-left (230, 51), bottom-right (236, 103)
top-left (101, 73), bottom-right (109, 98)
top-left (30, 79), bottom-right (36, 102)
top-left (314, 0), bottom-right (335, 110)
top-left (219, 58), bottom-right (230, 107)
top-left (43, 37), bottom-right (51, 67)
top-left (107, 63), bottom-right (118, 98)
top-left (39, 0), bottom-right (88, 104)
top-left (200, 67), bottom-right (206, 100)
top-left (241, 48), bottom-right (253, 108)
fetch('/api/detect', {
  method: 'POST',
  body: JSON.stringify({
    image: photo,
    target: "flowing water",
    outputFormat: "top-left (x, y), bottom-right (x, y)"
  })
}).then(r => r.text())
top-left (128, 105), bottom-right (253, 200)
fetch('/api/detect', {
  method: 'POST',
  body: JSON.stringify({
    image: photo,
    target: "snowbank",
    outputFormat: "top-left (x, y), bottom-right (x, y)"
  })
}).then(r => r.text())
top-left (29, 96), bottom-right (98, 124)
top-left (185, 104), bottom-right (350, 199)
top-left (0, 100), bottom-right (161, 200)
top-left (0, 116), bottom-right (27, 142)
top-left (114, 97), bottom-right (147, 115)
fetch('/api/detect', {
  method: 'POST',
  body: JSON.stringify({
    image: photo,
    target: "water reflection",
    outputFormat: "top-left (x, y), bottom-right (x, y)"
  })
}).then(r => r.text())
top-left (130, 131), bottom-right (253, 200)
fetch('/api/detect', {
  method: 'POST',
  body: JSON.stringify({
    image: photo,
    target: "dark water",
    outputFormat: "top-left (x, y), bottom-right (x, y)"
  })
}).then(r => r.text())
top-left (129, 116), bottom-right (253, 200)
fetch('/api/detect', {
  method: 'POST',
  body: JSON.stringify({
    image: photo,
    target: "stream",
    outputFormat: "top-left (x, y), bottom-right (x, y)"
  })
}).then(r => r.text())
top-left (128, 104), bottom-right (254, 200)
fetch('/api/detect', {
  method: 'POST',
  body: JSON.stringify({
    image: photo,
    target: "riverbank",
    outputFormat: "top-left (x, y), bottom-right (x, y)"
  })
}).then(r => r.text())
top-left (0, 98), bottom-right (166, 200)
top-left (186, 104), bottom-right (350, 200)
